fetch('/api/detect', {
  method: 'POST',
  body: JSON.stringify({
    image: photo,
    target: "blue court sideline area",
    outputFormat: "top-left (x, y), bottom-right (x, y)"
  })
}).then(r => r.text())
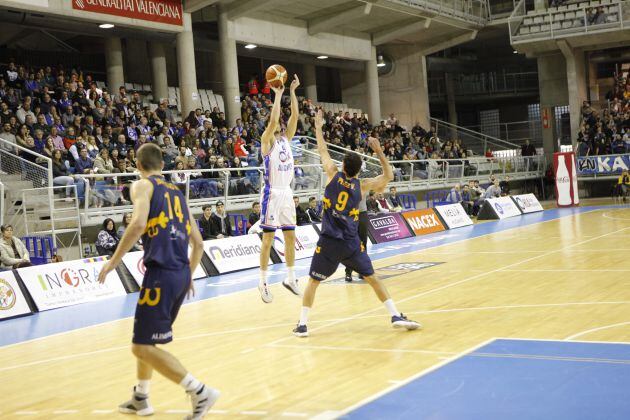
top-left (344, 338), bottom-right (630, 420)
top-left (0, 205), bottom-right (625, 348)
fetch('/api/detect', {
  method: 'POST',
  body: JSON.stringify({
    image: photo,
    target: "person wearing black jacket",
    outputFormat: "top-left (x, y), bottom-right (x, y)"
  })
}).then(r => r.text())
top-left (198, 205), bottom-right (214, 240)
top-left (209, 201), bottom-right (232, 239)
top-left (294, 197), bottom-right (310, 226)
top-left (305, 197), bottom-right (321, 223)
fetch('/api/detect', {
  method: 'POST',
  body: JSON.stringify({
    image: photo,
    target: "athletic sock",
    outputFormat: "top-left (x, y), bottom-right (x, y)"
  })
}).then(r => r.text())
top-left (136, 380), bottom-right (150, 395)
top-left (384, 299), bottom-right (401, 317)
top-left (287, 266), bottom-right (296, 283)
top-left (180, 373), bottom-right (202, 392)
top-left (299, 306), bottom-right (310, 326)
top-left (259, 269), bottom-right (268, 286)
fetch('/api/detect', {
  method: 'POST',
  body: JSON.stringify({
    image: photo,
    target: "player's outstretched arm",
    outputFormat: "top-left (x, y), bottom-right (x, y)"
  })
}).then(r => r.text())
top-left (98, 179), bottom-right (153, 283)
top-left (360, 137), bottom-right (394, 197)
top-left (261, 84), bottom-right (285, 155)
top-left (285, 75), bottom-right (300, 140)
top-left (314, 109), bottom-right (337, 183)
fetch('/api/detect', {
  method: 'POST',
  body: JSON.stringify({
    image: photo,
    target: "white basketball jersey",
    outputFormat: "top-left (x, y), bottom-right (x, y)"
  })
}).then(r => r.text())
top-left (263, 136), bottom-right (294, 189)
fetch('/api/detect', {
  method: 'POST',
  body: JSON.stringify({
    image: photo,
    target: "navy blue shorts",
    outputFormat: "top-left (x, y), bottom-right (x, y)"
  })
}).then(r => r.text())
top-left (309, 235), bottom-right (374, 281)
top-left (133, 265), bottom-right (191, 345)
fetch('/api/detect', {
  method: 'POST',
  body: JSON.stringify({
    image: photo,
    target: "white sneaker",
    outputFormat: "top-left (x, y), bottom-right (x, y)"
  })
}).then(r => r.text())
top-left (282, 278), bottom-right (301, 296)
top-left (258, 282), bottom-right (273, 303)
top-left (184, 385), bottom-right (220, 420)
top-left (118, 387), bottom-right (154, 416)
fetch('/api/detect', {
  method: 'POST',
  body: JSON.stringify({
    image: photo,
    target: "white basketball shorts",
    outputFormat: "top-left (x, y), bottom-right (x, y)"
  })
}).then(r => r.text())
top-left (260, 186), bottom-right (296, 231)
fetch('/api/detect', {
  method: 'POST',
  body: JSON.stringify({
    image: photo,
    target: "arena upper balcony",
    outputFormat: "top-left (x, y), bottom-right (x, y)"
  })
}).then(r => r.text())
top-left (508, 0), bottom-right (630, 54)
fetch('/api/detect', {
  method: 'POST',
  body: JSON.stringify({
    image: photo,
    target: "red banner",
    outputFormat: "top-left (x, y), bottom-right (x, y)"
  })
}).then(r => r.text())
top-left (72, 0), bottom-right (183, 26)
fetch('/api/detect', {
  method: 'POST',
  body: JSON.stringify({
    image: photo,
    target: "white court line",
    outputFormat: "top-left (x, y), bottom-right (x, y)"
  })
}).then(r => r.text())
top-left (329, 338), bottom-right (498, 420)
top-left (52, 410), bottom-right (78, 414)
top-left (565, 321), bottom-right (630, 341)
top-left (603, 211), bottom-right (630, 221)
top-left (0, 207), bottom-right (605, 352)
top-left (470, 352), bottom-right (630, 365)
top-left (209, 409), bottom-right (229, 414)
top-left (241, 410), bottom-right (268, 416)
top-left (14, 411), bottom-right (38, 415)
top-left (269, 344), bottom-right (455, 356)
top-left (281, 412), bottom-right (308, 417)
top-left (503, 269), bottom-right (630, 272)
top-left (91, 409), bottom-right (114, 414)
top-left (266, 223), bottom-right (630, 347)
top-left (165, 409), bottom-right (189, 414)
top-left (495, 337), bottom-right (630, 346)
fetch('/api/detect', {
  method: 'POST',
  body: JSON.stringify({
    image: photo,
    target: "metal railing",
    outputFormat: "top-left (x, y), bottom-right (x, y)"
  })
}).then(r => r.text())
top-left (385, 0), bottom-right (489, 25)
top-left (431, 118), bottom-right (521, 155)
top-left (463, 120), bottom-right (543, 146)
top-left (0, 181), bottom-right (4, 227)
top-left (510, 0), bottom-right (629, 43)
top-left (0, 137), bottom-right (52, 188)
top-left (428, 71), bottom-right (539, 98)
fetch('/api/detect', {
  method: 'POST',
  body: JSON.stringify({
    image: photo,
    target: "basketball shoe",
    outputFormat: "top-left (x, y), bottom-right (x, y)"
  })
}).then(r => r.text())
top-left (118, 387), bottom-right (154, 416)
top-left (258, 282), bottom-right (273, 303)
top-left (391, 314), bottom-right (421, 330)
top-left (293, 324), bottom-right (308, 337)
top-left (185, 384), bottom-right (220, 420)
top-left (282, 278), bottom-right (301, 296)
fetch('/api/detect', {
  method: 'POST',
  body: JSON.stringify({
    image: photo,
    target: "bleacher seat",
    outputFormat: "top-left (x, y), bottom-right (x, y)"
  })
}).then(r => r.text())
top-left (23, 236), bottom-right (56, 265)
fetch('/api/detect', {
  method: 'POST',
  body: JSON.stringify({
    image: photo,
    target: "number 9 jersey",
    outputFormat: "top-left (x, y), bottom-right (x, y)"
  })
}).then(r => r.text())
top-left (320, 172), bottom-right (362, 241)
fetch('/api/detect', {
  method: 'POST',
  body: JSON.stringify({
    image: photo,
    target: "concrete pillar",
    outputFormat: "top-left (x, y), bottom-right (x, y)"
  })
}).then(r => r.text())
top-left (217, 4), bottom-right (241, 126)
top-left (558, 42), bottom-right (586, 151)
top-left (124, 39), bottom-right (150, 83)
top-left (378, 45), bottom-right (430, 129)
top-left (537, 53), bottom-right (569, 159)
top-left (149, 42), bottom-right (169, 104)
top-left (176, 12), bottom-right (201, 117)
top-left (587, 57), bottom-right (599, 105)
top-left (303, 64), bottom-right (318, 102)
top-left (445, 72), bottom-right (458, 139)
top-left (104, 37), bottom-right (124, 93)
top-left (366, 46), bottom-right (381, 124)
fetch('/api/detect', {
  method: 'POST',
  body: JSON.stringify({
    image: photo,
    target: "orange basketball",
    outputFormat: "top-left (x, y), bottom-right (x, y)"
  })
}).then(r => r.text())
top-left (265, 64), bottom-right (288, 89)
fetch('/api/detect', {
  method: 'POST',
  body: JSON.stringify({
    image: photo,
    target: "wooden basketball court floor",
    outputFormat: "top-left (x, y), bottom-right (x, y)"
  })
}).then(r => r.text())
top-left (1, 204), bottom-right (630, 419)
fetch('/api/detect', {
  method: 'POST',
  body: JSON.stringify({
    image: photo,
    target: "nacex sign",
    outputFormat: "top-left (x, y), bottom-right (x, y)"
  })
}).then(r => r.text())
top-left (402, 209), bottom-right (445, 236)
top-left (72, 0), bottom-right (183, 26)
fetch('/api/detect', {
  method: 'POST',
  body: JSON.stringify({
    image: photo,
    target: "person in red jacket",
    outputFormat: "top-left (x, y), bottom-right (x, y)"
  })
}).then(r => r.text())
top-left (234, 136), bottom-right (249, 158)
top-left (261, 80), bottom-right (271, 95)
top-left (247, 74), bottom-right (259, 96)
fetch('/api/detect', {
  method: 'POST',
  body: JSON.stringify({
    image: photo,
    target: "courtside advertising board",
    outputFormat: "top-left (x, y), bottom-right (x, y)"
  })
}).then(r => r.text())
top-left (434, 203), bottom-right (473, 229)
top-left (122, 249), bottom-right (207, 287)
top-left (367, 213), bottom-right (413, 243)
top-left (273, 224), bottom-right (320, 262)
top-left (402, 209), bottom-right (446, 236)
top-left (513, 193), bottom-right (544, 214)
top-left (203, 234), bottom-right (272, 274)
top-left (0, 271), bottom-right (32, 320)
top-left (485, 196), bottom-right (522, 219)
top-left (17, 257), bottom-right (126, 311)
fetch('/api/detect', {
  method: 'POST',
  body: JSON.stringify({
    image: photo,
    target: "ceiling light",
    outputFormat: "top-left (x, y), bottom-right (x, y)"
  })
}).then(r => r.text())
top-left (244, 44), bottom-right (257, 49)
top-left (99, 23), bottom-right (115, 29)
top-left (513, 50), bottom-right (518, 54)
top-left (317, 55), bottom-right (328, 59)
top-left (376, 54), bottom-right (386, 67)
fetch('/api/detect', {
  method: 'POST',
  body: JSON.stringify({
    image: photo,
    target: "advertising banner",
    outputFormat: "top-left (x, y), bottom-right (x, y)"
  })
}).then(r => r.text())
top-left (512, 193), bottom-right (544, 214)
top-left (554, 152), bottom-right (579, 207)
top-left (273, 224), bottom-right (320, 263)
top-left (367, 213), bottom-right (413, 244)
top-left (121, 250), bottom-right (207, 288)
top-left (577, 154), bottom-right (630, 176)
top-left (18, 257), bottom-right (126, 311)
top-left (484, 197), bottom-right (522, 219)
top-left (203, 235), bottom-right (272, 274)
top-left (72, 0), bottom-right (183, 26)
top-left (0, 271), bottom-right (32, 320)
top-left (434, 203), bottom-right (473, 229)
top-left (401, 209), bottom-right (446, 236)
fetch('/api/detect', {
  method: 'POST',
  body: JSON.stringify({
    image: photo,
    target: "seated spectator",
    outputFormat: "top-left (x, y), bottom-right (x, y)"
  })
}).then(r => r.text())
top-left (447, 183), bottom-right (462, 204)
top-left (117, 213), bottom-right (142, 251)
top-left (388, 186), bottom-right (403, 211)
top-left (95, 218), bottom-right (119, 256)
top-left (209, 201), bottom-right (232, 239)
top-left (306, 197), bottom-right (321, 223)
top-left (482, 179), bottom-right (502, 200)
top-left (461, 184), bottom-right (474, 215)
top-left (366, 191), bottom-right (379, 213)
top-left (170, 160), bottom-right (187, 185)
top-left (198, 205), bottom-right (214, 240)
top-left (295, 197), bottom-right (310, 225)
top-left (51, 149), bottom-right (79, 201)
top-left (618, 170), bottom-right (630, 202)
top-left (375, 192), bottom-right (392, 212)
top-left (249, 202), bottom-right (261, 227)
top-left (0, 224), bottom-right (32, 268)
top-left (499, 176), bottom-right (511, 196)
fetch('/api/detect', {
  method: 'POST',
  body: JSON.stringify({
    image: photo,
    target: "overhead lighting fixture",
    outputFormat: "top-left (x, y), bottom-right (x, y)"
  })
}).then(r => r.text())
top-left (317, 55), bottom-right (328, 59)
top-left (376, 54), bottom-right (386, 67)
top-left (99, 23), bottom-right (115, 29)
top-left (513, 50), bottom-right (518, 54)
top-left (244, 44), bottom-right (257, 49)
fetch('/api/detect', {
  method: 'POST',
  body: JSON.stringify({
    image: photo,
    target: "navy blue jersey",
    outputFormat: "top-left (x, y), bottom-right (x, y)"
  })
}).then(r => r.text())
top-left (321, 172), bottom-right (362, 240)
top-left (141, 175), bottom-right (191, 270)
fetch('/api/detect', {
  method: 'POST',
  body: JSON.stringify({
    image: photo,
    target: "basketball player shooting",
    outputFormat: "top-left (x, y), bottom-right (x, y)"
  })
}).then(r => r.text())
top-left (292, 110), bottom-right (421, 337)
top-left (257, 72), bottom-right (301, 303)
top-left (98, 143), bottom-right (219, 419)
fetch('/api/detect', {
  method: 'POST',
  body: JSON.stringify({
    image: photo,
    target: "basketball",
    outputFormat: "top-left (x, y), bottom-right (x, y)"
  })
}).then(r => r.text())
top-left (265, 64), bottom-right (288, 89)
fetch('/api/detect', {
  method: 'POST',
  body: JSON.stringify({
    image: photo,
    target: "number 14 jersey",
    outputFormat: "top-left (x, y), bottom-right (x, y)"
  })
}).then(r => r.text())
top-left (320, 172), bottom-right (362, 241)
